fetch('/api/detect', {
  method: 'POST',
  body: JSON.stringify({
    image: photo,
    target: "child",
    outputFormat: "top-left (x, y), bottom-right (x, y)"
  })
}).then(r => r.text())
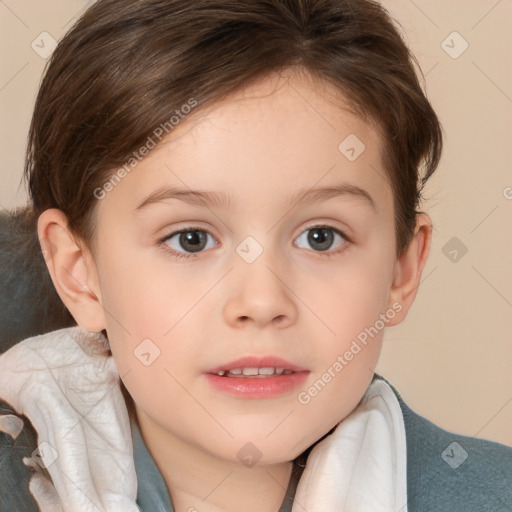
top-left (0, 0), bottom-right (511, 511)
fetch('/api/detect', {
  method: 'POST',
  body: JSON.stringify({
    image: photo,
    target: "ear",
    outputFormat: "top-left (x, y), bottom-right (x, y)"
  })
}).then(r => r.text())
top-left (386, 212), bottom-right (432, 326)
top-left (37, 208), bottom-right (106, 332)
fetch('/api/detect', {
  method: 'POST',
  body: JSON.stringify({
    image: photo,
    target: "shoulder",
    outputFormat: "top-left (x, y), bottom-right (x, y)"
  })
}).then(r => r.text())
top-left (0, 400), bottom-right (41, 512)
top-left (374, 373), bottom-right (512, 512)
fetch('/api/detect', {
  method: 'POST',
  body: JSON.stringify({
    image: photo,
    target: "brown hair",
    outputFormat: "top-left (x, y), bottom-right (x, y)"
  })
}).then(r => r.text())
top-left (24, 0), bottom-right (442, 257)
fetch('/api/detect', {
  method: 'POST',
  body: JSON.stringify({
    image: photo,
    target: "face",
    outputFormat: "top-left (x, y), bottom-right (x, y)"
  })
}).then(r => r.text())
top-left (89, 70), bottom-right (399, 464)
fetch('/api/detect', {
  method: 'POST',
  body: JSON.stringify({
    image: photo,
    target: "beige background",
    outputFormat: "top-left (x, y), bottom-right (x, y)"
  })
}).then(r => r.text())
top-left (1, 1), bottom-right (511, 446)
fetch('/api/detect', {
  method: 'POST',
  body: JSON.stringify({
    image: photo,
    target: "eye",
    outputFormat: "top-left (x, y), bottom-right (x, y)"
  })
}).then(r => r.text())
top-left (294, 225), bottom-right (348, 253)
top-left (160, 228), bottom-right (217, 256)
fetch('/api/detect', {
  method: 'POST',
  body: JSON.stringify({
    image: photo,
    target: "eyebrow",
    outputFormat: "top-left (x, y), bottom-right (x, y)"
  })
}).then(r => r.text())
top-left (134, 183), bottom-right (377, 213)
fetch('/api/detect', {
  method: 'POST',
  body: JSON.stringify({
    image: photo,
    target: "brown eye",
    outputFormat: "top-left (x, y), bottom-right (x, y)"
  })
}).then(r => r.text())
top-left (179, 230), bottom-right (208, 252)
top-left (294, 226), bottom-right (346, 253)
top-left (163, 229), bottom-right (216, 254)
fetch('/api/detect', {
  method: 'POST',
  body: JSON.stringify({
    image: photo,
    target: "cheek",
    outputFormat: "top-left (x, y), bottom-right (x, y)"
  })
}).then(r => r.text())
top-left (94, 250), bottom-right (207, 416)
top-left (291, 245), bottom-right (394, 419)
top-left (293, 277), bottom-right (388, 442)
top-left (97, 242), bottom-right (196, 336)
top-left (303, 247), bottom-right (394, 342)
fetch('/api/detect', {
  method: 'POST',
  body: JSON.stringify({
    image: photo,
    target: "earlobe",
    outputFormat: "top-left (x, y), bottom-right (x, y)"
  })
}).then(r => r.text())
top-left (386, 213), bottom-right (432, 326)
top-left (37, 208), bottom-right (106, 332)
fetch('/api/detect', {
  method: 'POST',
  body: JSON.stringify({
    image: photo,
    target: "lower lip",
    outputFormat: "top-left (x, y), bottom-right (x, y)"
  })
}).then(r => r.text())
top-left (204, 372), bottom-right (310, 399)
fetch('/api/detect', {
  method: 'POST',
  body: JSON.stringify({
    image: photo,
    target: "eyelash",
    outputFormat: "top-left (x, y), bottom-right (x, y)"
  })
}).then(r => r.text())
top-left (157, 226), bottom-right (216, 260)
top-left (157, 224), bottom-right (351, 260)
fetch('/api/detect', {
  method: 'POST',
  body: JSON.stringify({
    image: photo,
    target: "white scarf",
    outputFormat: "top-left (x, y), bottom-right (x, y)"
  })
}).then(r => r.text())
top-left (292, 377), bottom-right (408, 512)
top-left (0, 326), bottom-right (407, 512)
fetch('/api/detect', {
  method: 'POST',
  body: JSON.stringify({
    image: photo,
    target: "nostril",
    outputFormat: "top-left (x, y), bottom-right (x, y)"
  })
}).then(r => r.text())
top-left (274, 314), bottom-right (286, 324)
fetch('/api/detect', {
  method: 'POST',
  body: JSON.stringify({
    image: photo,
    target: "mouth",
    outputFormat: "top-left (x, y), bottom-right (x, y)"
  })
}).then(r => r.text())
top-left (204, 356), bottom-right (309, 398)
top-left (206, 356), bottom-right (308, 377)
top-left (213, 367), bottom-right (295, 378)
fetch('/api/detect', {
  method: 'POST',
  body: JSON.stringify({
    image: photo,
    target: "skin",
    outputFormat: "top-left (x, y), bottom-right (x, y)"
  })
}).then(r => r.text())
top-left (38, 69), bottom-right (431, 512)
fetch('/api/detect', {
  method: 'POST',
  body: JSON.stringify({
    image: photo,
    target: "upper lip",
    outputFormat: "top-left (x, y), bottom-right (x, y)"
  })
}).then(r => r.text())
top-left (206, 356), bottom-right (309, 374)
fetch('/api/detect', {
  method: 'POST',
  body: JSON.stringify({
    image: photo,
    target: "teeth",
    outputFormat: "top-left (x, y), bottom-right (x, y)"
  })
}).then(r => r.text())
top-left (215, 367), bottom-right (295, 377)
top-left (243, 367), bottom-right (259, 376)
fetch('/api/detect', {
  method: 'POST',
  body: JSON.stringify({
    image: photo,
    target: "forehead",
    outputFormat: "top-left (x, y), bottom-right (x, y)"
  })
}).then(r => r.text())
top-left (96, 70), bottom-right (392, 221)
top-left (161, 69), bottom-right (386, 167)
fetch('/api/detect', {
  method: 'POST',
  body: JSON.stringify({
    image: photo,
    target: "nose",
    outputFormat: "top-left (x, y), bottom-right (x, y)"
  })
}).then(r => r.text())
top-left (222, 258), bottom-right (299, 329)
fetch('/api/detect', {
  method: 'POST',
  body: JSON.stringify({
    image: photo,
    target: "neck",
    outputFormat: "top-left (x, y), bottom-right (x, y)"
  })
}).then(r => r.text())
top-left (135, 407), bottom-right (297, 512)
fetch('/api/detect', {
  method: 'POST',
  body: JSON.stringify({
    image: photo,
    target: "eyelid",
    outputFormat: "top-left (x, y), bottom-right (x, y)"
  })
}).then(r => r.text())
top-left (292, 223), bottom-right (351, 256)
top-left (157, 226), bottom-right (219, 259)
top-left (295, 222), bottom-right (351, 243)
top-left (158, 222), bottom-right (219, 243)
